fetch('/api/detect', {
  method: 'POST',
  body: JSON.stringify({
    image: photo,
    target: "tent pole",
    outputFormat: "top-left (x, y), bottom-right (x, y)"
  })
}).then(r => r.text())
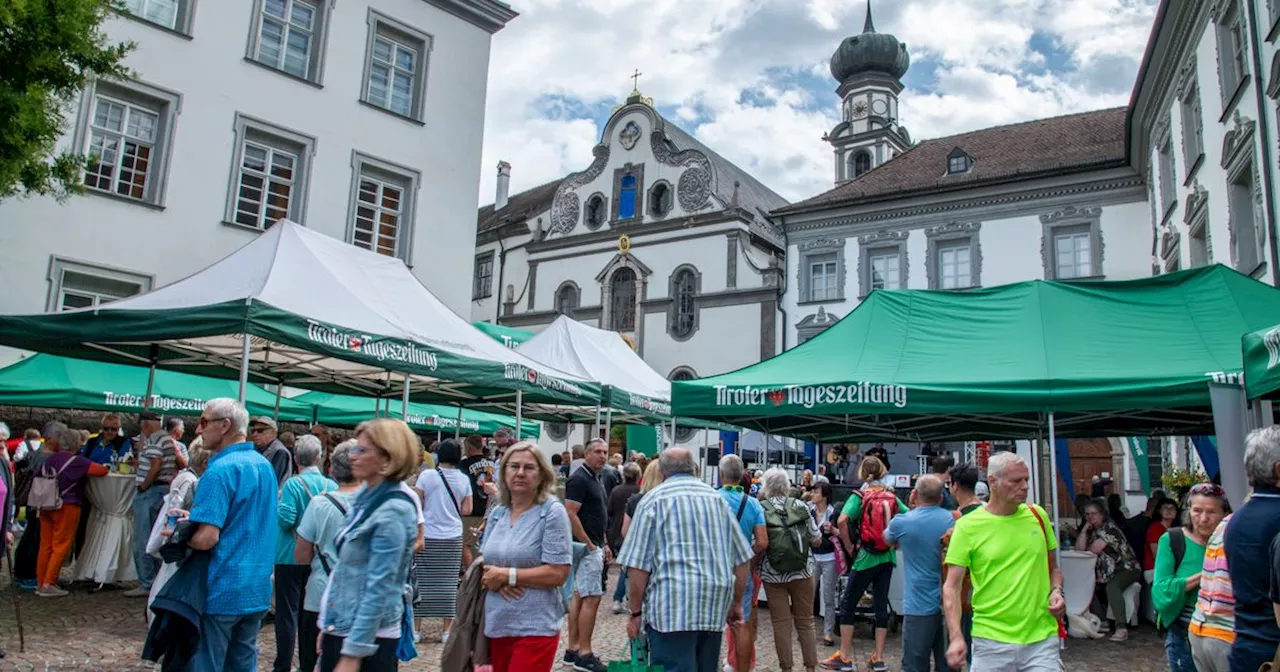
top-left (1031, 431), bottom-right (1042, 506)
top-left (594, 405), bottom-right (602, 440)
top-left (142, 363), bottom-right (157, 412)
top-left (671, 418), bottom-right (678, 446)
top-left (515, 390), bottom-right (523, 439)
top-left (237, 333), bottom-right (251, 404)
top-left (272, 381), bottom-right (282, 423)
top-left (455, 405), bottom-right (462, 439)
top-left (1048, 412), bottom-right (1062, 562)
top-left (604, 408), bottom-right (613, 449)
top-left (401, 373), bottom-right (410, 419)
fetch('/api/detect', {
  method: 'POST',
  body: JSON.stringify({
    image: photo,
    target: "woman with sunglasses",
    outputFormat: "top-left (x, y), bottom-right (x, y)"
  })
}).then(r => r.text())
top-left (1152, 483), bottom-right (1230, 672)
top-left (1074, 499), bottom-right (1142, 641)
top-left (318, 419), bottom-right (419, 672)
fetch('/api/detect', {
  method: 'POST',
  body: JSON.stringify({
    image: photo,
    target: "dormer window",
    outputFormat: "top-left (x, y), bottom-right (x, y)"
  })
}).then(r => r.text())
top-left (649, 181), bottom-right (672, 217)
top-left (585, 194), bottom-right (606, 230)
top-left (947, 148), bottom-right (973, 174)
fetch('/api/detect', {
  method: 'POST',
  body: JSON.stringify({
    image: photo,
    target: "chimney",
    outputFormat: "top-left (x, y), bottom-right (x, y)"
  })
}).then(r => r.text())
top-left (495, 161), bottom-right (512, 211)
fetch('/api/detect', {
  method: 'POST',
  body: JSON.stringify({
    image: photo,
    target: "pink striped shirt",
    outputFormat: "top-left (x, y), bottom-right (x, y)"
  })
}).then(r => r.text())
top-left (1190, 515), bottom-right (1236, 644)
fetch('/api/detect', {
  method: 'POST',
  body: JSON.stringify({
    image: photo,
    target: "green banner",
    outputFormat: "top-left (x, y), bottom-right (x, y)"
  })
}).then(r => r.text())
top-left (1127, 437), bottom-right (1152, 495)
top-left (626, 424), bottom-right (660, 457)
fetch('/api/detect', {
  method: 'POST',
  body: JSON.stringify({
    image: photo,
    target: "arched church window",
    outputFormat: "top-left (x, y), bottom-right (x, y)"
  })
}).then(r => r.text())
top-left (668, 367), bottom-right (698, 442)
top-left (556, 284), bottom-right (579, 316)
top-left (585, 195), bottom-right (606, 229)
top-left (852, 151), bottom-right (872, 178)
top-left (609, 268), bottom-right (636, 331)
top-left (649, 182), bottom-right (672, 217)
top-left (618, 175), bottom-right (638, 220)
top-left (670, 269), bottom-right (697, 339)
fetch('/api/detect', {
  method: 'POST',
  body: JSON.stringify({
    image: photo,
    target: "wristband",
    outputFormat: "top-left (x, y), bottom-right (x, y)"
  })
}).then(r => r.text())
top-left (630, 610), bottom-right (642, 618)
top-left (508, 566), bottom-right (517, 587)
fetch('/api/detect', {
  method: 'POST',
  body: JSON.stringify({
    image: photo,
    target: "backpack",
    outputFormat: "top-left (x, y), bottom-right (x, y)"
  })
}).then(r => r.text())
top-left (29, 457), bottom-right (74, 512)
top-left (762, 498), bottom-right (811, 574)
top-left (854, 488), bottom-right (898, 553)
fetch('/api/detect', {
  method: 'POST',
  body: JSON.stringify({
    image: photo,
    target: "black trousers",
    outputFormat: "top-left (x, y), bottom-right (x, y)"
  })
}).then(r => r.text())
top-left (319, 634), bottom-right (398, 672)
top-left (299, 609), bottom-right (321, 672)
top-left (273, 564), bottom-right (311, 672)
top-left (838, 562), bottom-right (893, 628)
top-left (13, 508), bottom-right (39, 581)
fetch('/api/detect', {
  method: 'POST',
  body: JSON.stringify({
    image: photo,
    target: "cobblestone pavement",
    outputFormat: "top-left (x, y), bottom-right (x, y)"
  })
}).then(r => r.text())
top-left (0, 571), bottom-right (1168, 671)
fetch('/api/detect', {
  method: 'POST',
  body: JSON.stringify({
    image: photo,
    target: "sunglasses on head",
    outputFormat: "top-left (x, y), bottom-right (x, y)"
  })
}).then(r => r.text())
top-left (1189, 483), bottom-right (1224, 497)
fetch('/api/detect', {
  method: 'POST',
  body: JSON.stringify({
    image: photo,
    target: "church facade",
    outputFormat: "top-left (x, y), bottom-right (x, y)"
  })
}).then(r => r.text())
top-left (470, 91), bottom-right (788, 454)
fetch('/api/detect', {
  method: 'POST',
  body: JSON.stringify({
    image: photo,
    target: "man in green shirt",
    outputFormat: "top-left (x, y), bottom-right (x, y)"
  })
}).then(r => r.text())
top-left (943, 453), bottom-right (1064, 671)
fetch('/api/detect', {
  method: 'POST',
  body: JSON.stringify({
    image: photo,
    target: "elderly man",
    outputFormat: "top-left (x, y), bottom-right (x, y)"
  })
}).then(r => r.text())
top-left (944, 453), bottom-right (1063, 672)
top-left (718, 454), bottom-right (768, 672)
top-left (81, 413), bottom-right (132, 465)
top-left (165, 417), bottom-right (189, 468)
top-left (886, 474), bottom-right (956, 672)
top-left (249, 417), bottom-right (293, 487)
top-left (619, 448), bottom-right (753, 672)
top-left (124, 411), bottom-right (178, 597)
top-left (187, 398), bottom-right (278, 672)
top-left (272, 436), bottom-right (336, 672)
top-left (1225, 426), bottom-right (1280, 671)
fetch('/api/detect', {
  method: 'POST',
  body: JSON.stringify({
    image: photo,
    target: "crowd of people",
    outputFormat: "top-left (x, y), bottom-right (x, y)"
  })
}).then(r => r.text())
top-left (0, 409), bottom-right (1279, 672)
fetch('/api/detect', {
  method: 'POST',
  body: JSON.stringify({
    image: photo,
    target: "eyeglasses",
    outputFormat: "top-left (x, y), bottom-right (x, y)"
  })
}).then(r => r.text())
top-left (198, 416), bottom-right (228, 428)
top-left (1189, 483), bottom-right (1224, 497)
top-left (505, 463), bottom-right (539, 474)
top-left (101, 426), bottom-right (120, 433)
top-left (249, 427), bottom-right (268, 434)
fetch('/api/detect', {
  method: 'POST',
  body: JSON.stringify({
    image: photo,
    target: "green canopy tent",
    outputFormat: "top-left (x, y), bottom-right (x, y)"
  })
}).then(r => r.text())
top-left (1243, 323), bottom-right (1280, 399)
top-left (674, 265), bottom-right (1280, 527)
top-left (473, 322), bottom-right (535, 349)
top-left (0, 353), bottom-right (314, 421)
top-left (296, 391), bottom-right (540, 439)
top-left (0, 221), bottom-right (600, 426)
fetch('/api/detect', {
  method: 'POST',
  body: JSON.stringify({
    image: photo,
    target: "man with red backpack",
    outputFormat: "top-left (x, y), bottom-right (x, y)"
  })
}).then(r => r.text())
top-left (821, 456), bottom-right (906, 672)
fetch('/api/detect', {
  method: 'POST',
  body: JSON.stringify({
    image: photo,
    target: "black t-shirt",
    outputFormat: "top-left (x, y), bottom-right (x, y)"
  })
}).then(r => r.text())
top-left (625, 492), bottom-right (643, 519)
top-left (459, 455), bottom-right (497, 513)
top-left (961, 503), bottom-right (982, 516)
top-left (566, 465), bottom-right (608, 547)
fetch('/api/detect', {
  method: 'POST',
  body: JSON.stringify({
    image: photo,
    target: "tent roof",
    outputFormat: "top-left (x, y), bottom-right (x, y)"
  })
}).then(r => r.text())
top-left (673, 265), bottom-right (1280, 441)
top-left (1244, 323), bottom-right (1280, 399)
top-left (0, 221), bottom-right (600, 411)
top-left (294, 391), bottom-right (540, 438)
top-left (473, 322), bottom-right (535, 348)
top-left (517, 316), bottom-right (672, 420)
top-left (0, 354), bottom-right (313, 421)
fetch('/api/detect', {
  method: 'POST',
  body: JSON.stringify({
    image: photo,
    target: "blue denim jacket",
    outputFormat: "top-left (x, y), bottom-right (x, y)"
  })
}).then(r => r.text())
top-left (319, 482), bottom-right (417, 658)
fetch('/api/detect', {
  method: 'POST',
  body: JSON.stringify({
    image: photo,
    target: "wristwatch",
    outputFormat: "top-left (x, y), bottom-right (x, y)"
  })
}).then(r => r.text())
top-left (508, 567), bottom-right (517, 587)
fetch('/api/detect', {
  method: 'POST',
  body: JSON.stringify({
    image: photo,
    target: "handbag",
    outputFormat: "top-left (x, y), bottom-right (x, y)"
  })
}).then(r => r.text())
top-left (607, 634), bottom-right (663, 672)
top-left (1259, 644), bottom-right (1280, 672)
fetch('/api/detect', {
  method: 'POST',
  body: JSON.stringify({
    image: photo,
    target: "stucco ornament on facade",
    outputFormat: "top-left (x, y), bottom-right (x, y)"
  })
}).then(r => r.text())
top-left (619, 121), bottom-right (641, 150)
top-left (650, 130), bottom-right (713, 212)
top-left (549, 144), bottom-right (611, 236)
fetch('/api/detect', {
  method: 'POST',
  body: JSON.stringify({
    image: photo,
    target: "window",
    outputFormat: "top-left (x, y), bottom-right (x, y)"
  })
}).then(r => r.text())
top-left (649, 182), bottom-right (672, 217)
top-left (869, 251), bottom-right (901, 290)
top-left (618, 175), bottom-right (638, 220)
top-left (47, 257), bottom-right (153, 312)
top-left (555, 283), bottom-right (579, 316)
top-left (473, 253), bottom-right (494, 299)
top-left (947, 148), bottom-right (972, 174)
top-left (585, 194), bottom-right (607, 229)
top-left (122, 0), bottom-right (188, 31)
top-left (1190, 222), bottom-right (1210, 267)
top-left (668, 367), bottom-right (698, 442)
top-left (669, 268), bottom-right (698, 340)
top-left (937, 244), bottom-right (972, 289)
top-left (363, 11), bottom-right (433, 121)
top-left (1216, 0), bottom-right (1249, 103)
top-left (1185, 185), bottom-right (1210, 268)
top-left (851, 151), bottom-right (871, 178)
top-left (76, 80), bottom-right (180, 207)
top-left (1053, 226), bottom-right (1092, 279)
top-left (1228, 167), bottom-right (1262, 272)
top-left (545, 422), bottom-right (569, 442)
top-left (250, 0), bottom-right (328, 82)
top-left (226, 116), bottom-right (315, 230)
top-left (808, 255), bottom-right (839, 301)
top-left (1181, 84), bottom-right (1205, 170)
top-left (609, 268), bottom-right (637, 331)
top-left (1158, 138), bottom-right (1177, 216)
top-left (348, 152), bottom-right (420, 262)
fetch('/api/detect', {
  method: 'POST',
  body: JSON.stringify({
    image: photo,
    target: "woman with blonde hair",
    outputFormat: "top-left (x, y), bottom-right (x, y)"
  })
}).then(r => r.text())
top-left (318, 419), bottom-right (420, 672)
top-left (477, 442), bottom-right (572, 672)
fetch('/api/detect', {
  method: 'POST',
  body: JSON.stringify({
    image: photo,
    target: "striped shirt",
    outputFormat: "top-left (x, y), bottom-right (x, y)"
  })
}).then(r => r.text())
top-left (617, 473), bottom-right (753, 633)
top-left (137, 430), bottom-right (178, 486)
top-left (1190, 515), bottom-right (1236, 644)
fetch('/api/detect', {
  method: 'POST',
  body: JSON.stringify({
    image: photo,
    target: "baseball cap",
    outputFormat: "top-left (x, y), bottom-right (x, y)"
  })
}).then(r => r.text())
top-left (139, 410), bottom-right (162, 422)
top-left (975, 481), bottom-right (990, 500)
top-left (249, 416), bottom-right (278, 430)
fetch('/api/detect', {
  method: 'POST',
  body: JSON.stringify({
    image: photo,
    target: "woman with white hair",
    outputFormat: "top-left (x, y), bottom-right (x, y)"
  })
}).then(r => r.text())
top-left (275, 434), bottom-right (337, 672)
top-left (759, 468), bottom-right (821, 672)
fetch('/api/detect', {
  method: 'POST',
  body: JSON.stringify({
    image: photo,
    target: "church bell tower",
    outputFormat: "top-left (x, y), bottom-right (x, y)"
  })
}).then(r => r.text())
top-left (825, 1), bottom-right (913, 185)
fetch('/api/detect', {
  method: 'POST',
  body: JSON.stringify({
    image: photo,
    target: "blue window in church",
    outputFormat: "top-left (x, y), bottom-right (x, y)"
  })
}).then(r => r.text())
top-left (618, 174), bottom-right (637, 220)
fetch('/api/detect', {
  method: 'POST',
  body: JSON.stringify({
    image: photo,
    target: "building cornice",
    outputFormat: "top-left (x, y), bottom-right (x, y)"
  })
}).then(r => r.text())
top-left (528, 209), bottom-right (751, 254)
top-left (783, 173), bottom-right (1145, 237)
top-left (1128, 0), bottom-right (1210, 172)
top-left (421, 0), bottom-right (517, 33)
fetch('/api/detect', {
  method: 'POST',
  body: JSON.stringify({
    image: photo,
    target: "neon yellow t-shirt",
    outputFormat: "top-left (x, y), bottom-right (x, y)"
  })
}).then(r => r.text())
top-left (943, 503), bottom-right (1059, 645)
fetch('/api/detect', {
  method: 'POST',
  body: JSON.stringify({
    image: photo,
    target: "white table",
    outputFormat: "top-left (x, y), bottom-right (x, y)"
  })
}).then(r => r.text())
top-left (74, 474), bottom-right (137, 584)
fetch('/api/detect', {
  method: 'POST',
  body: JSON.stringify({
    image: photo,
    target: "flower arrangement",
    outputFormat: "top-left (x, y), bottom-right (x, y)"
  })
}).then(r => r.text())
top-left (1162, 467), bottom-right (1208, 503)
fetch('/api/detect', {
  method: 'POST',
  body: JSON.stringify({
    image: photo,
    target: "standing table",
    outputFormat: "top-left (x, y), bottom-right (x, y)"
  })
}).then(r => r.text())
top-left (74, 473), bottom-right (137, 584)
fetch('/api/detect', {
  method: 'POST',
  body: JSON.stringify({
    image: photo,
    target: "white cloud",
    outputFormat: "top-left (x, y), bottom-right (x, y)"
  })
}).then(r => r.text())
top-left (478, 0), bottom-right (1158, 205)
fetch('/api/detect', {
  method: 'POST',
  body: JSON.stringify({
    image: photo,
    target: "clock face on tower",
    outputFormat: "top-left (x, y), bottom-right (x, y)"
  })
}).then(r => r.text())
top-left (851, 100), bottom-right (869, 119)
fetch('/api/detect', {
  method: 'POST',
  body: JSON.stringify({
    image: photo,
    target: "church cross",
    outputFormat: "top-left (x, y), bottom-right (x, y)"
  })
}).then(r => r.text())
top-left (630, 69), bottom-right (643, 91)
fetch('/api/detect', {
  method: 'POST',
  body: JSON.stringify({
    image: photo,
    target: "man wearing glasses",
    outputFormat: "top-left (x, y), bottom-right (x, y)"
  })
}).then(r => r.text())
top-left (80, 414), bottom-right (133, 465)
top-left (249, 417), bottom-right (293, 489)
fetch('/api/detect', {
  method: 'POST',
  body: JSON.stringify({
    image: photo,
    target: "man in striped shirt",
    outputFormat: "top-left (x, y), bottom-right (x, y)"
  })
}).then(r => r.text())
top-left (618, 448), bottom-right (753, 672)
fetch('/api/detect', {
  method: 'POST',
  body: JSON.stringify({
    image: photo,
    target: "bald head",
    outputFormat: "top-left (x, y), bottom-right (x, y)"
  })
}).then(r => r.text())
top-left (658, 447), bottom-right (695, 477)
top-left (914, 474), bottom-right (945, 506)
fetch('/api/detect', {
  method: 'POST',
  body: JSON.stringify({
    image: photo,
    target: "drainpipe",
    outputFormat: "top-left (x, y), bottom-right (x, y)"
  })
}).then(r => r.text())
top-left (494, 233), bottom-right (507, 323)
top-left (1245, 0), bottom-right (1280, 283)
top-left (775, 215), bottom-right (789, 352)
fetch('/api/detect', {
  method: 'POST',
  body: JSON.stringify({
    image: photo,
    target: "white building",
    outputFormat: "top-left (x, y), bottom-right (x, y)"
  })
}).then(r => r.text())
top-left (471, 90), bottom-right (789, 456)
top-left (0, 0), bottom-right (515, 329)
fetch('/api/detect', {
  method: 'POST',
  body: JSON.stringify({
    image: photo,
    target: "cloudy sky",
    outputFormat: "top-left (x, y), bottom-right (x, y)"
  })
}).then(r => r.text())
top-left (476, 0), bottom-right (1158, 205)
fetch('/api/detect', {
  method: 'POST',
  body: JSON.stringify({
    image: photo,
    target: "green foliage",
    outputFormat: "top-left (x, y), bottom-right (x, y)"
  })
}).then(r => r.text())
top-left (1161, 467), bottom-right (1208, 503)
top-left (0, 0), bottom-right (133, 201)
